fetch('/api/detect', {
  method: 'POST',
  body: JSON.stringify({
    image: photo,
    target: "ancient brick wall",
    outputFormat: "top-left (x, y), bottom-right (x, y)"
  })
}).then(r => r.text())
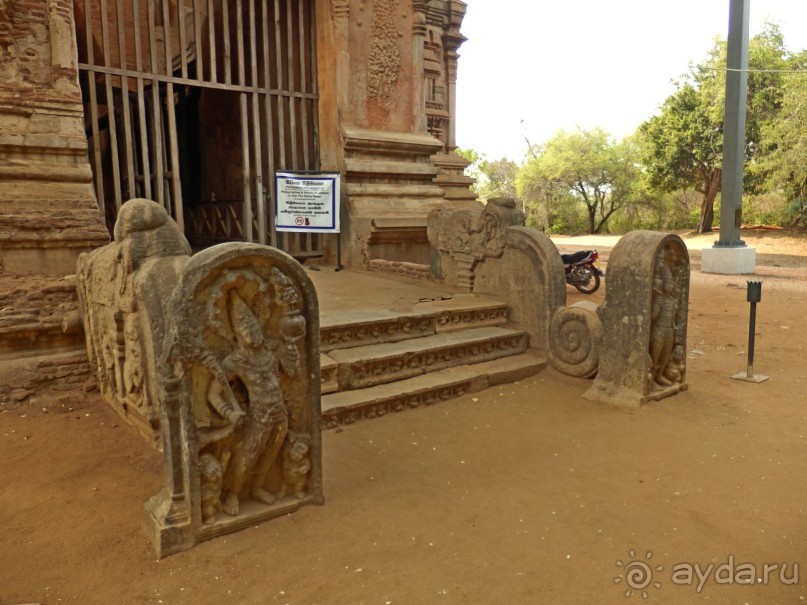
top-left (0, 274), bottom-right (92, 404)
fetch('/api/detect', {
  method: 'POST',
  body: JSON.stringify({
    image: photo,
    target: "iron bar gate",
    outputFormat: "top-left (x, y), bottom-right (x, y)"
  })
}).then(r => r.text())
top-left (76, 0), bottom-right (322, 257)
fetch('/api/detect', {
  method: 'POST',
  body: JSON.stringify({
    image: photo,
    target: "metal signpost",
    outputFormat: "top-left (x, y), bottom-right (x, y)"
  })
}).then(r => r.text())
top-left (732, 281), bottom-right (769, 382)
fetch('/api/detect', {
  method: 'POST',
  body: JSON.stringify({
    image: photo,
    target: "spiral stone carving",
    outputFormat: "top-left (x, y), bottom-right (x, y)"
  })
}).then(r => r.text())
top-left (549, 301), bottom-right (602, 378)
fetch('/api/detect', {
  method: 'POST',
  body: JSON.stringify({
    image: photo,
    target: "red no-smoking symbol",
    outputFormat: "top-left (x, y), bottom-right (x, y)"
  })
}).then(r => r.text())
top-left (294, 216), bottom-right (305, 226)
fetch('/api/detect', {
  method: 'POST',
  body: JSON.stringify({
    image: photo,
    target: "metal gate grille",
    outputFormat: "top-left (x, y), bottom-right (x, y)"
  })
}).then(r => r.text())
top-left (76, 0), bottom-right (322, 256)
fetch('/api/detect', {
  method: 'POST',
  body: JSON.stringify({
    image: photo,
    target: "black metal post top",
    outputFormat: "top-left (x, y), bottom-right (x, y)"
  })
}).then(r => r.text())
top-left (714, 239), bottom-right (747, 247)
top-left (747, 280), bottom-right (762, 303)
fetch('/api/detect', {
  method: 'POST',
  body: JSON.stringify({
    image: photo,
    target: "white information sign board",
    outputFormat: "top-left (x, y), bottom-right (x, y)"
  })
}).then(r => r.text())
top-left (274, 171), bottom-right (340, 233)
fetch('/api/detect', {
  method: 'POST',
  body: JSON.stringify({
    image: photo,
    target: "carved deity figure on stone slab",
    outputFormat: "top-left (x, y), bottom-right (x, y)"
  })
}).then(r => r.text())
top-left (143, 242), bottom-right (322, 557)
top-left (584, 231), bottom-right (689, 407)
top-left (214, 285), bottom-right (299, 518)
top-left (649, 243), bottom-right (688, 390)
top-left (184, 268), bottom-right (307, 522)
top-left (77, 199), bottom-right (191, 443)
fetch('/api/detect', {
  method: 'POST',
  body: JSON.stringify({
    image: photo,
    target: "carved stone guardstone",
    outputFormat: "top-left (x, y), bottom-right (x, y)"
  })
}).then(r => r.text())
top-left (585, 231), bottom-right (689, 406)
top-left (143, 242), bottom-right (322, 557)
top-left (78, 199), bottom-right (322, 557)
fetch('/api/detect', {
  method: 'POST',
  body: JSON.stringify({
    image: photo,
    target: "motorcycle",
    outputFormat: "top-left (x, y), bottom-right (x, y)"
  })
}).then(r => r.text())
top-left (561, 249), bottom-right (604, 294)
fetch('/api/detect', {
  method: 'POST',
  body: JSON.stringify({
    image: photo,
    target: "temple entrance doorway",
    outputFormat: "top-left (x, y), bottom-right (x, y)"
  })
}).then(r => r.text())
top-left (75, 0), bottom-right (323, 258)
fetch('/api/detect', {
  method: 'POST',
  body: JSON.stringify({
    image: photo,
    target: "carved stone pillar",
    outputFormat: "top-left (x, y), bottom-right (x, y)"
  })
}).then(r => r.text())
top-left (428, 0), bottom-right (475, 209)
top-left (412, 1), bottom-right (429, 133)
top-left (0, 0), bottom-right (109, 275)
top-left (332, 0), bottom-right (351, 117)
top-left (443, 0), bottom-right (468, 151)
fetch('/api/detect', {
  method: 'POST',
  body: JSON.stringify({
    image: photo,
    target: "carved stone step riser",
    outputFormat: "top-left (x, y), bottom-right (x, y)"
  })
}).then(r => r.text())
top-left (319, 305), bottom-right (510, 352)
top-left (323, 380), bottom-right (478, 429)
top-left (322, 354), bottom-right (547, 429)
top-left (433, 307), bottom-right (509, 333)
top-left (337, 334), bottom-right (528, 391)
top-left (319, 315), bottom-right (437, 353)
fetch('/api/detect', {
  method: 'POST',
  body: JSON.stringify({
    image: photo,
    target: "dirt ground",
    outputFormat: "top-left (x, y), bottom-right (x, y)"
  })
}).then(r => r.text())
top-left (2, 229), bottom-right (806, 605)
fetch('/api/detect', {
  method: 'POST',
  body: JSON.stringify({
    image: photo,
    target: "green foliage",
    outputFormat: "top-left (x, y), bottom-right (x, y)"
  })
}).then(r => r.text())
top-left (516, 128), bottom-right (646, 234)
top-left (607, 190), bottom-right (701, 233)
top-left (741, 193), bottom-right (789, 226)
top-left (640, 23), bottom-right (792, 233)
top-left (640, 82), bottom-right (721, 193)
top-left (460, 23), bottom-right (807, 236)
top-left (784, 198), bottom-right (807, 226)
top-left (456, 147), bottom-right (519, 203)
top-left (758, 48), bottom-right (807, 201)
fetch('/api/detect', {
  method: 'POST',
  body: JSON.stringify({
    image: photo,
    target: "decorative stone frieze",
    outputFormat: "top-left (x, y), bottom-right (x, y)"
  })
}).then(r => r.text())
top-left (320, 311), bottom-right (436, 352)
top-left (433, 306), bottom-right (509, 333)
top-left (332, 327), bottom-right (528, 390)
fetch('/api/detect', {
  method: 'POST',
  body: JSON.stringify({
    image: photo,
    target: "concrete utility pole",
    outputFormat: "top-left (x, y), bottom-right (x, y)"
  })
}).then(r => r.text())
top-left (702, 0), bottom-right (757, 274)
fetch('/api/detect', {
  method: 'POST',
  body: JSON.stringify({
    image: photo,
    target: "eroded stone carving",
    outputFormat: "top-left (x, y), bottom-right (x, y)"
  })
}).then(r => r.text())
top-left (143, 242), bottom-right (322, 557)
top-left (367, 0), bottom-right (401, 113)
top-left (649, 244), bottom-right (688, 389)
top-left (77, 199), bottom-right (191, 443)
top-left (78, 199), bottom-right (322, 557)
top-left (428, 209), bottom-right (567, 354)
top-left (548, 301), bottom-right (602, 378)
top-left (427, 197), bottom-right (526, 291)
top-left (585, 231), bottom-right (689, 406)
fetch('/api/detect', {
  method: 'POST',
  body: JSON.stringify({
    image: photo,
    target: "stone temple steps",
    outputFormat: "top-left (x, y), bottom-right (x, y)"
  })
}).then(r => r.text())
top-left (318, 296), bottom-right (547, 428)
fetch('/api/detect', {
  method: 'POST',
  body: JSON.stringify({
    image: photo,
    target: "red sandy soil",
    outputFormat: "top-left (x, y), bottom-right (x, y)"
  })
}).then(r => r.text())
top-left (1, 228), bottom-right (806, 605)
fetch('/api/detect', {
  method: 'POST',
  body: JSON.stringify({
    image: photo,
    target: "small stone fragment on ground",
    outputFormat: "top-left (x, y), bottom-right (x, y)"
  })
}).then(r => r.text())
top-left (10, 389), bottom-right (33, 403)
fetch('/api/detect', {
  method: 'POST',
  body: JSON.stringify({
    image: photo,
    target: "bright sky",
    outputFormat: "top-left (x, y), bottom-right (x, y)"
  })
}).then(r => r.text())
top-left (455, 0), bottom-right (807, 162)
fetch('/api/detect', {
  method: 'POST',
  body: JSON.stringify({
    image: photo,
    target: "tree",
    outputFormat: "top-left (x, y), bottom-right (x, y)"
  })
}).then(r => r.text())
top-left (640, 24), bottom-right (790, 233)
top-left (640, 82), bottom-right (722, 233)
top-left (516, 128), bottom-right (644, 234)
top-left (758, 48), bottom-right (807, 205)
top-left (457, 147), bottom-right (520, 204)
top-left (478, 157), bottom-right (519, 201)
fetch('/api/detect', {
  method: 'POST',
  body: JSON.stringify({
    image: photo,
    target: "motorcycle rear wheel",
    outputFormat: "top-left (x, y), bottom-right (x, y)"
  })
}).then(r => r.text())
top-left (573, 267), bottom-right (601, 294)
